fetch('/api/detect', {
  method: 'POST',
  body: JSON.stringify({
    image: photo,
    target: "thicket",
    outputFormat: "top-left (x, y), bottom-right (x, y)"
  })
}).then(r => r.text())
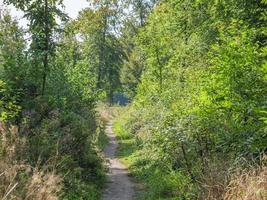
top-left (0, 1), bottom-right (117, 198)
top-left (115, 0), bottom-right (267, 199)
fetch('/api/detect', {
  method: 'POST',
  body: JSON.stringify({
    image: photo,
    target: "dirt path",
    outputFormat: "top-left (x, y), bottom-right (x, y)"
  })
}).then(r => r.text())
top-left (102, 122), bottom-right (136, 200)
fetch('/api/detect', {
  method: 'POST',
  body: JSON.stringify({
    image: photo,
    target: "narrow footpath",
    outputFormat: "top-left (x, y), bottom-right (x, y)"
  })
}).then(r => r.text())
top-left (102, 122), bottom-right (136, 200)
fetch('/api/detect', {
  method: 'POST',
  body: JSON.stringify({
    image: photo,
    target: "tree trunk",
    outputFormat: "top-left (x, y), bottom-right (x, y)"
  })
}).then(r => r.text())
top-left (97, 8), bottom-right (108, 89)
top-left (41, 0), bottom-right (49, 95)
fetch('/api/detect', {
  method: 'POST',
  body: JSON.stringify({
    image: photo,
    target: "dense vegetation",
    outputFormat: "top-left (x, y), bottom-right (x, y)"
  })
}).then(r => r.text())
top-left (115, 0), bottom-right (267, 199)
top-left (0, 0), bottom-right (116, 199)
top-left (0, 0), bottom-right (266, 199)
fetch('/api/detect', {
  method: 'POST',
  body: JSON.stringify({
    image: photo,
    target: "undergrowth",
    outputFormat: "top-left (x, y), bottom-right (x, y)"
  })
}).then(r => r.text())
top-left (0, 97), bottom-right (107, 200)
top-left (113, 106), bottom-right (267, 200)
top-left (113, 108), bottom-right (195, 200)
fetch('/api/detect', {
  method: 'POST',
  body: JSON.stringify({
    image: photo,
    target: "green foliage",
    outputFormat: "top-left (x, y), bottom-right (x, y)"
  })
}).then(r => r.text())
top-left (113, 117), bottom-right (132, 139)
top-left (0, 80), bottom-right (21, 122)
top-left (114, 0), bottom-right (267, 199)
top-left (4, 0), bottom-right (67, 95)
top-left (0, 0), bottom-right (266, 199)
top-left (0, 4), bottom-right (106, 199)
top-left (0, 11), bottom-right (26, 89)
top-left (73, 5), bottom-right (125, 104)
top-left (114, 110), bottom-right (196, 199)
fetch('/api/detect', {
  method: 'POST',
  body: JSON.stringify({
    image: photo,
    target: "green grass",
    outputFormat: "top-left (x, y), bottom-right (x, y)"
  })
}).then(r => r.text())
top-left (113, 120), bottom-right (132, 140)
top-left (112, 116), bottom-right (139, 169)
top-left (117, 138), bottom-right (137, 166)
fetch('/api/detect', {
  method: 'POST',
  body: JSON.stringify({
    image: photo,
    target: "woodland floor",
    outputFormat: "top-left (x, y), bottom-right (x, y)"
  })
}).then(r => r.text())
top-left (102, 122), bottom-right (137, 200)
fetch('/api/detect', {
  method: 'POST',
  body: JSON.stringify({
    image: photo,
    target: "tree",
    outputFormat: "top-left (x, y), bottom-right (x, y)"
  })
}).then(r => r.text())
top-left (76, 2), bottom-right (125, 104)
top-left (0, 9), bottom-right (26, 90)
top-left (4, 0), bottom-right (66, 95)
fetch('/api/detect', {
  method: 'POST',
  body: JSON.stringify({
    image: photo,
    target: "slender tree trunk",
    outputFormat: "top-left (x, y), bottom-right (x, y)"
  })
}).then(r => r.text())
top-left (97, 9), bottom-right (108, 89)
top-left (139, 0), bottom-right (144, 26)
top-left (42, 0), bottom-right (49, 95)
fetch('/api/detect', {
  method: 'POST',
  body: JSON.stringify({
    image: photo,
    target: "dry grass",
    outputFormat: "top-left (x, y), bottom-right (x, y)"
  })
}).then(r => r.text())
top-left (25, 170), bottom-right (61, 200)
top-left (0, 162), bottom-right (22, 200)
top-left (198, 156), bottom-right (267, 200)
top-left (0, 122), bottom-right (62, 200)
top-left (96, 103), bottom-right (123, 123)
top-left (224, 166), bottom-right (267, 200)
top-left (199, 158), bottom-right (229, 200)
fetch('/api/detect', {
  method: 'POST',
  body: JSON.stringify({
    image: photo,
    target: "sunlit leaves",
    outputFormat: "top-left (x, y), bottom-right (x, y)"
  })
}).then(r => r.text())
top-left (0, 80), bottom-right (21, 122)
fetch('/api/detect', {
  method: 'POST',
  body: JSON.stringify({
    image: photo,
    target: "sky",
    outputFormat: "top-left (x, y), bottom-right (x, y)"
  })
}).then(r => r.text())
top-left (0, 0), bottom-right (90, 27)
